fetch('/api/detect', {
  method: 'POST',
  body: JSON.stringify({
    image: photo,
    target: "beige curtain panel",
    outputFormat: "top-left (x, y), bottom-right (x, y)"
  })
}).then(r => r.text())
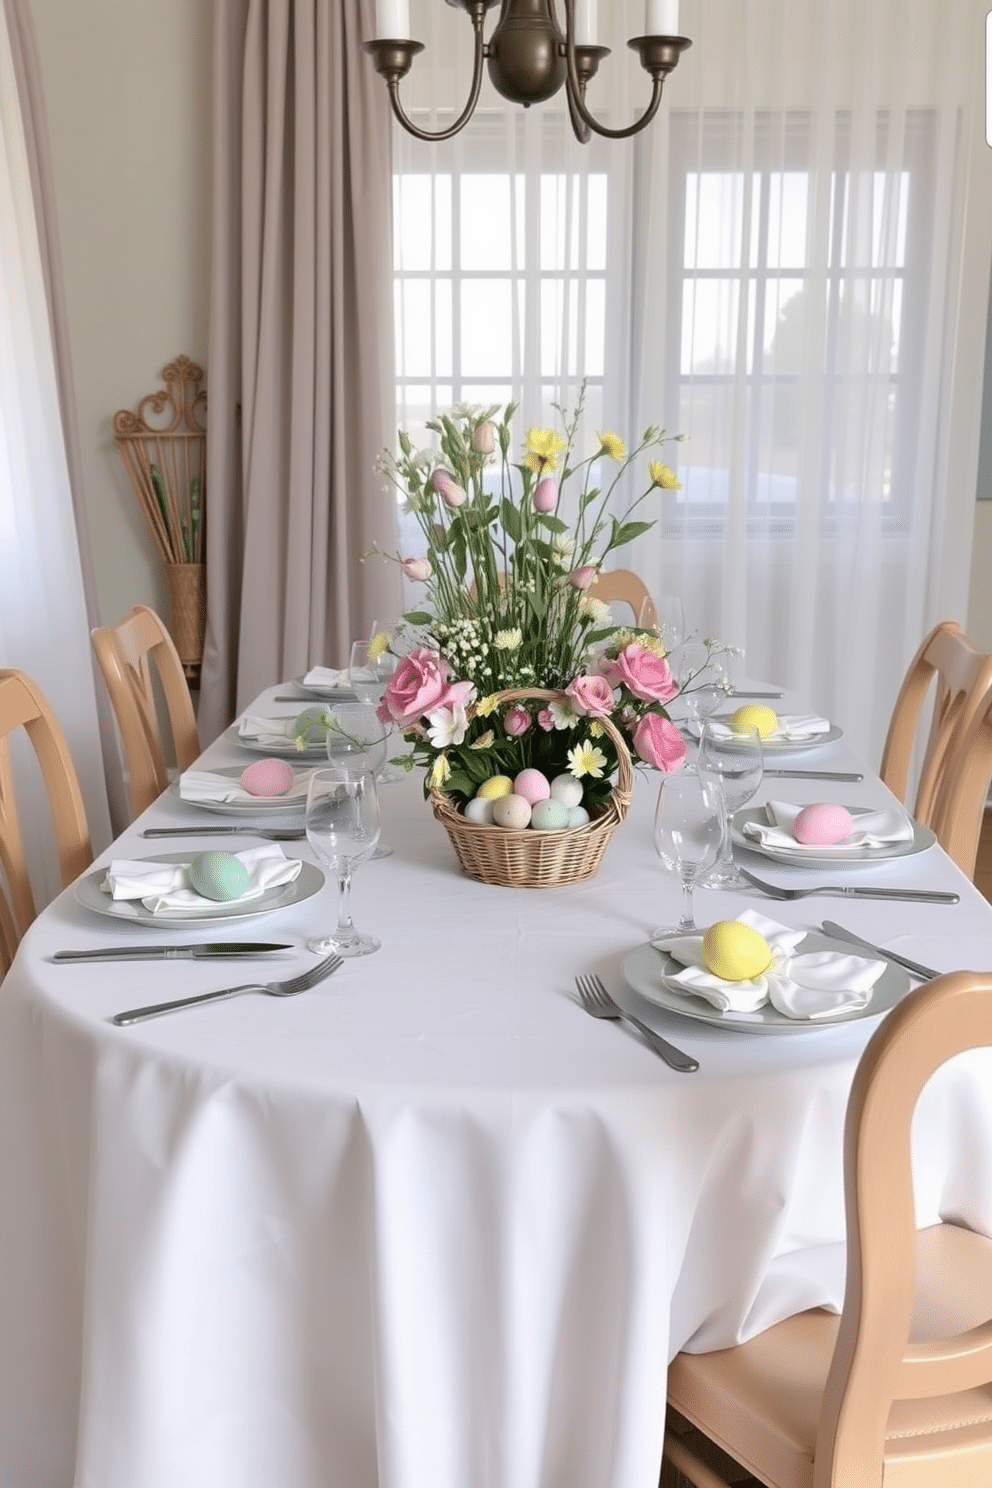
top-left (201, 0), bottom-right (401, 740)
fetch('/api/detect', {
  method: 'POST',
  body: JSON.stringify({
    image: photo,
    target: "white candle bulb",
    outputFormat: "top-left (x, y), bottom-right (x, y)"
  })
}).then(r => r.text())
top-left (573, 0), bottom-right (598, 46)
top-left (645, 0), bottom-right (679, 34)
top-left (375, 0), bottom-right (410, 39)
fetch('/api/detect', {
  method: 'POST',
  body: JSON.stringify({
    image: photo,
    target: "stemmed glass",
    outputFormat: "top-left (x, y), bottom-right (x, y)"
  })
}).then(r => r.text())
top-left (349, 638), bottom-right (403, 782)
top-left (695, 720), bottom-right (764, 889)
top-left (652, 771), bottom-right (725, 937)
top-left (326, 701), bottom-right (393, 858)
top-left (657, 595), bottom-right (685, 653)
top-left (305, 765), bottom-right (381, 957)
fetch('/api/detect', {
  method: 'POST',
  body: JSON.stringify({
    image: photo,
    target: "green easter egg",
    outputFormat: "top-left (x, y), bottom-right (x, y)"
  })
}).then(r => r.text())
top-left (188, 851), bottom-right (252, 902)
top-left (293, 706), bottom-right (331, 745)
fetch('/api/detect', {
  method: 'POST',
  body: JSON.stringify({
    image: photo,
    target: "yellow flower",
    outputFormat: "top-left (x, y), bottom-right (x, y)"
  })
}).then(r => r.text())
top-left (368, 630), bottom-right (390, 660)
top-left (495, 628), bottom-right (522, 650)
top-left (428, 752), bottom-right (451, 789)
top-left (567, 740), bottom-right (608, 779)
top-left (649, 460), bottom-right (682, 490)
top-left (469, 730), bottom-right (495, 750)
top-left (589, 720), bottom-right (604, 737)
top-left (598, 430), bottom-right (625, 462)
top-left (475, 694), bottom-right (499, 717)
top-left (523, 426), bottom-right (567, 473)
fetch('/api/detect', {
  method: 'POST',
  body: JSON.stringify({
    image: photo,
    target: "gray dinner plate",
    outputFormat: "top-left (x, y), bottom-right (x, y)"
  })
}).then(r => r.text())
top-left (75, 853), bottom-right (324, 929)
top-left (732, 807), bottom-right (935, 869)
top-left (172, 766), bottom-right (311, 819)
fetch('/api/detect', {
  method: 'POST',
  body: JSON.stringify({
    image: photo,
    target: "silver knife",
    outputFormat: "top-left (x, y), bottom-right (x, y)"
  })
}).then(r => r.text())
top-left (143, 827), bottom-right (306, 839)
top-left (820, 921), bottom-right (939, 981)
top-left (730, 690), bottom-right (784, 698)
top-left (53, 942), bottom-right (293, 963)
top-left (763, 770), bottom-right (864, 781)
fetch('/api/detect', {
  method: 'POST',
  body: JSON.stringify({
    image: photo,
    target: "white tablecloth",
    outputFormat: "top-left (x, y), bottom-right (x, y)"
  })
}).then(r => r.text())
top-left (2, 684), bottom-right (992, 1488)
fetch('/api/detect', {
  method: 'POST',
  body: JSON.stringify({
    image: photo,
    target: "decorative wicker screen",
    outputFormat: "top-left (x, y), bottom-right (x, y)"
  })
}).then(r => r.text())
top-left (113, 357), bottom-right (206, 670)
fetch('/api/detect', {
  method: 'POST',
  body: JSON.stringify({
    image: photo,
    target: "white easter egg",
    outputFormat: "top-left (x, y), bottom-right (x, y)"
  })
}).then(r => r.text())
top-left (550, 773), bottom-right (584, 808)
top-left (567, 805), bottom-right (590, 828)
top-left (463, 796), bottom-right (494, 825)
top-left (530, 798), bottom-right (569, 831)
top-left (492, 793), bottom-right (532, 830)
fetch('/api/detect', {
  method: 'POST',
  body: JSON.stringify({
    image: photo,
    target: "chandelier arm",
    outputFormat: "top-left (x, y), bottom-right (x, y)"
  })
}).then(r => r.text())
top-left (376, 10), bottom-right (488, 144)
top-left (561, 0), bottom-right (672, 143)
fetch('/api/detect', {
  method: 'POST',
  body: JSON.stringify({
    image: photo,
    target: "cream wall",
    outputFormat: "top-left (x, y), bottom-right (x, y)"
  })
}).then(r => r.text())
top-left (30, 0), bottom-right (212, 629)
top-left (25, 0), bottom-right (992, 644)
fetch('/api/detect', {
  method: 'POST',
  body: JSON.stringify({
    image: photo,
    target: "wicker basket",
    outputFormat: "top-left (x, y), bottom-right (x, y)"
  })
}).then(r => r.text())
top-left (430, 687), bottom-right (634, 887)
top-left (166, 562), bottom-right (206, 665)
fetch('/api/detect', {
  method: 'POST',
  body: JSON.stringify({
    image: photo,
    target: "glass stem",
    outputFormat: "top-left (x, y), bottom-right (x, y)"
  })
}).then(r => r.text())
top-left (678, 875), bottom-right (696, 932)
top-left (336, 870), bottom-right (355, 943)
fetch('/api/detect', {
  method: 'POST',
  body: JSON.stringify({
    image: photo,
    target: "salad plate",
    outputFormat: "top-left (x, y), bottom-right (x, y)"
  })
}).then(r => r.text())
top-left (732, 807), bottom-right (935, 869)
top-left (173, 765), bottom-right (312, 819)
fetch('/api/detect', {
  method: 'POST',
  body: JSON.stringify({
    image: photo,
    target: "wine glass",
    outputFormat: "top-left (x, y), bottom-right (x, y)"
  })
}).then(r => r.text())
top-left (326, 701), bottom-right (393, 858)
top-left (652, 771), bottom-right (725, 937)
top-left (657, 595), bottom-right (685, 653)
top-left (350, 638), bottom-right (404, 782)
top-left (695, 720), bottom-right (764, 889)
top-left (305, 765), bottom-right (381, 957)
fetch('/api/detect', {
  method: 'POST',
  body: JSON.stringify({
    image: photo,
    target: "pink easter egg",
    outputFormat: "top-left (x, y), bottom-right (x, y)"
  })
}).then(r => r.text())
top-left (793, 802), bottom-right (854, 845)
top-left (240, 758), bottom-right (295, 797)
top-left (513, 768), bottom-right (551, 806)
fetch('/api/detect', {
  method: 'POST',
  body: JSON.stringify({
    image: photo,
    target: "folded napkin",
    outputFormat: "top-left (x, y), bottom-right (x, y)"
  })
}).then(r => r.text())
top-left (103, 845), bottom-right (302, 914)
top-left (239, 713), bottom-right (321, 748)
top-left (179, 768), bottom-right (311, 807)
top-left (651, 909), bottom-right (886, 1019)
top-left (708, 713), bottom-right (832, 742)
top-left (742, 800), bottom-right (914, 855)
top-left (303, 666), bottom-right (350, 689)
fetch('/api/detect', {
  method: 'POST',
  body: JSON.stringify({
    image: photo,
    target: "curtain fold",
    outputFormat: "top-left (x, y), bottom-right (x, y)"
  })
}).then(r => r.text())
top-left (201, 0), bottom-right (401, 742)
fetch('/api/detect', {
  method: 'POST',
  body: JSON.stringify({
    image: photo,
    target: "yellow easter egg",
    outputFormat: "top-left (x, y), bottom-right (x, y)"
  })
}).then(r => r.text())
top-left (729, 703), bottom-right (778, 739)
top-left (702, 920), bottom-right (773, 982)
top-left (477, 775), bottom-right (514, 801)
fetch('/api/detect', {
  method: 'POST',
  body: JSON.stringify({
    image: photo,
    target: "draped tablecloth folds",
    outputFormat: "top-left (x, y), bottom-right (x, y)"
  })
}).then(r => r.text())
top-left (1, 682), bottom-right (991, 1488)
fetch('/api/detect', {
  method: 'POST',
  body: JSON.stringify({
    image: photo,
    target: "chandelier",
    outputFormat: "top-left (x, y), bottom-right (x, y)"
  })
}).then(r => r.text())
top-left (364, 0), bottom-right (691, 145)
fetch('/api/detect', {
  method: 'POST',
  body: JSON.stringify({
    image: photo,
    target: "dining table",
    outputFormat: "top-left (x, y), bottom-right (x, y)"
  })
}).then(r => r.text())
top-left (2, 680), bottom-right (992, 1488)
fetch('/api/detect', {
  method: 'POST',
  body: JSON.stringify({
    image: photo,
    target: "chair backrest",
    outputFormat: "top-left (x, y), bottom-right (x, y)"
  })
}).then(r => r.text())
top-left (0, 669), bottom-right (93, 974)
top-left (814, 969), bottom-right (992, 1485)
top-left (588, 570), bottom-right (658, 629)
top-left (879, 621), bottom-right (992, 826)
top-left (91, 604), bottom-right (201, 818)
top-left (927, 688), bottom-right (992, 879)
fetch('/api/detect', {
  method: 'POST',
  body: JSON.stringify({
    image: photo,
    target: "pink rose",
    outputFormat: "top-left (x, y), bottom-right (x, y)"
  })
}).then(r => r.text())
top-left (565, 673), bottom-right (615, 719)
top-left (632, 714), bottom-right (687, 773)
top-left (533, 477), bottom-right (558, 513)
top-left (536, 708), bottom-right (555, 732)
top-left (402, 556), bottom-right (432, 582)
top-left (611, 643), bottom-right (677, 703)
top-left (504, 706), bottom-right (532, 737)
top-left (430, 468), bottom-right (467, 508)
top-left (568, 564), bottom-right (597, 591)
top-left (381, 648), bottom-right (454, 727)
top-left (472, 421), bottom-right (497, 454)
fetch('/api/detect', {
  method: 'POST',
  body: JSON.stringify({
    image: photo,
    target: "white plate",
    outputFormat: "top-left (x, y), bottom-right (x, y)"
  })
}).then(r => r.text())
top-left (75, 854), bottom-right (324, 928)
top-left (706, 718), bottom-right (843, 754)
top-left (620, 933), bottom-right (910, 1034)
top-left (230, 724), bottom-right (328, 761)
top-left (732, 807), bottom-right (935, 868)
top-left (172, 766), bottom-right (312, 819)
top-left (293, 675), bottom-right (354, 701)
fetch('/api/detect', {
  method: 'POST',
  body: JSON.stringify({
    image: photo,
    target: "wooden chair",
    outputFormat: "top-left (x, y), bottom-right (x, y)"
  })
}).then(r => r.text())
top-left (879, 621), bottom-right (992, 827)
top-left (927, 688), bottom-right (992, 880)
top-left (91, 604), bottom-right (201, 818)
top-left (0, 670), bottom-right (92, 974)
top-left (663, 968), bottom-right (992, 1488)
top-left (588, 569), bottom-right (658, 628)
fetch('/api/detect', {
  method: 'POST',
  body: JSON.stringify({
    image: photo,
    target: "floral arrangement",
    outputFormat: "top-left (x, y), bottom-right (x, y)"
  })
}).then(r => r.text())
top-left (372, 392), bottom-right (727, 816)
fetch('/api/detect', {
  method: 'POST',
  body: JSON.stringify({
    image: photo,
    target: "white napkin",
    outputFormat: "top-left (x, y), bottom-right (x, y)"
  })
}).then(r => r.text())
top-left (179, 768), bottom-right (311, 807)
top-left (652, 909), bottom-right (887, 1019)
top-left (303, 666), bottom-right (350, 689)
top-left (239, 713), bottom-right (324, 748)
top-left (742, 800), bottom-right (914, 855)
top-left (709, 713), bottom-right (832, 742)
top-left (103, 845), bottom-right (302, 914)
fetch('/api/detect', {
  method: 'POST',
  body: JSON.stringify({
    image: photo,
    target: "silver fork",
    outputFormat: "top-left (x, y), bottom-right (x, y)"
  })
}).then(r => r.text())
top-left (738, 867), bottom-right (959, 903)
top-left (143, 826), bottom-right (306, 841)
top-left (111, 953), bottom-right (343, 1025)
top-left (574, 975), bottom-right (699, 1073)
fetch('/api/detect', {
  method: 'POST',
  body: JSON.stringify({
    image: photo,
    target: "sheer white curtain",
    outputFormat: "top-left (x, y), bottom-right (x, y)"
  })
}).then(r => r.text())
top-left (0, 0), bottom-right (111, 900)
top-left (392, 0), bottom-right (991, 765)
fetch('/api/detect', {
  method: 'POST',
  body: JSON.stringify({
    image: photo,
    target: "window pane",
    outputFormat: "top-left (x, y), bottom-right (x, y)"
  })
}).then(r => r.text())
top-left (681, 279), bottom-right (747, 375)
top-left (685, 172), bottom-right (749, 269)
top-left (461, 280), bottom-right (515, 375)
top-left (394, 175), bottom-right (451, 271)
top-left (461, 175), bottom-right (514, 270)
top-left (395, 280), bottom-right (452, 377)
top-left (766, 174), bottom-right (808, 269)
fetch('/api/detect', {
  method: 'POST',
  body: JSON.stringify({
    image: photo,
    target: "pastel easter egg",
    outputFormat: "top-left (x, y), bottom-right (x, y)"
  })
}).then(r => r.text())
top-left (702, 920), bottom-right (773, 982)
top-left (514, 768), bottom-right (551, 805)
top-left (188, 851), bottom-right (251, 903)
top-left (492, 794), bottom-right (532, 830)
top-left (240, 758), bottom-right (295, 797)
top-left (477, 775), bottom-right (514, 801)
top-left (463, 796), bottom-right (495, 825)
top-left (530, 798), bottom-right (569, 832)
top-left (294, 706), bottom-right (331, 744)
top-left (793, 803), bottom-right (854, 846)
top-left (550, 773), bottom-right (584, 808)
top-left (567, 805), bottom-right (590, 828)
top-left (729, 704), bottom-right (778, 738)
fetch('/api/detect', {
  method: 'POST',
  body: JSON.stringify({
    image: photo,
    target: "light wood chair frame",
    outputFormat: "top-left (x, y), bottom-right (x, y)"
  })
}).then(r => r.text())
top-left (928, 687), bottom-right (992, 880)
top-left (91, 604), bottom-right (201, 819)
top-left (588, 569), bottom-right (659, 629)
top-left (879, 621), bottom-right (992, 827)
top-left (0, 669), bottom-right (92, 974)
top-left (664, 969), bottom-right (992, 1488)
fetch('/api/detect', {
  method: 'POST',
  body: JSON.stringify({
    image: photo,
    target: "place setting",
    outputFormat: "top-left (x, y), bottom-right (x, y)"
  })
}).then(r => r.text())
top-left (732, 798), bottom-right (937, 868)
